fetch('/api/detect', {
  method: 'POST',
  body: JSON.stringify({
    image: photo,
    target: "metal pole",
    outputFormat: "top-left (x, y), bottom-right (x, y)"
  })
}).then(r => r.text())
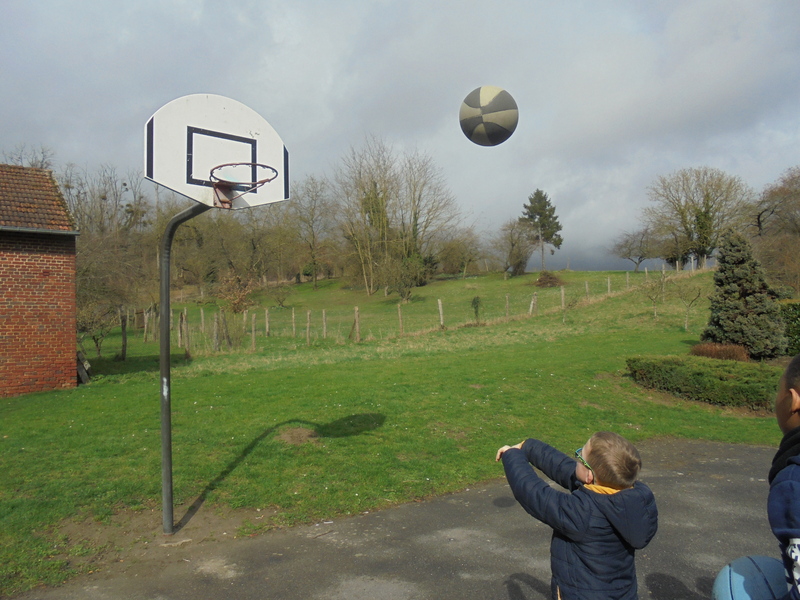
top-left (160, 203), bottom-right (210, 534)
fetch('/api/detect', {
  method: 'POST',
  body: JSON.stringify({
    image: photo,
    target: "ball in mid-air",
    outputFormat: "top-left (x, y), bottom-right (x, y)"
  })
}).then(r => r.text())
top-left (459, 86), bottom-right (518, 146)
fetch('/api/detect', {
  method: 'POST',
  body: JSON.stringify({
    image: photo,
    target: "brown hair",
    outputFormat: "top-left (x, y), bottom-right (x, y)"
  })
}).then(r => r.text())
top-left (587, 431), bottom-right (641, 489)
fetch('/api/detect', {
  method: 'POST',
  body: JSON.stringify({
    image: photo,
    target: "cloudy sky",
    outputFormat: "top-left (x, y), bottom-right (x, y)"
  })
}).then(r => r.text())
top-left (3, 1), bottom-right (799, 269)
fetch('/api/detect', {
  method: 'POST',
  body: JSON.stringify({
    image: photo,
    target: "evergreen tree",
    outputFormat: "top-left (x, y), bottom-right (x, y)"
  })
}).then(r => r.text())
top-left (520, 189), bottom-right (563, 271)
top-left (701, 230), bottom-right (786, 359)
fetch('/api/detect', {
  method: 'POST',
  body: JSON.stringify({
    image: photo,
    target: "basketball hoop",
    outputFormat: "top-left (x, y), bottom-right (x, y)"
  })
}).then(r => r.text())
top-left (209, 162), bottom-right (278, 209)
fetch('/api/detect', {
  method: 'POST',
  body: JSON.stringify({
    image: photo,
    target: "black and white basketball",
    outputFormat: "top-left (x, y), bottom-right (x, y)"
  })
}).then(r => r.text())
top-left (459, 86), bottom-right (519, 147)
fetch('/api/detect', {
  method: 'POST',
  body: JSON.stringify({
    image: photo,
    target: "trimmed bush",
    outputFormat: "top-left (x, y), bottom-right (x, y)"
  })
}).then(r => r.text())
top-left (780, 302), bottom-right (800, 356)
top-left (626, 355), bottom-right (781, 410)
top-left (689, 343), bottom-right (749, 362)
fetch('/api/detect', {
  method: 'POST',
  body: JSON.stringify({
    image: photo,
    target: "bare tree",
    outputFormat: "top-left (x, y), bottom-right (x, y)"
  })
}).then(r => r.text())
top-left (671, 278), bottom-right (705, 332)
top-left (610, 227), bottom-right (658, 272)
top-left (750, 166), bottom-right (800, 291)
top-left (332, 137), bottom-right (459, 298)
top-left (438, 226), bottom-right (483, 278)
top-left (290, 175), bottom-right (333, 289)
top-left (2, 143), bottom-right (55, 169)
top-left (491, 219), bottom-right (536, 277)
top-left (644, 167), bottom-right (753, 268)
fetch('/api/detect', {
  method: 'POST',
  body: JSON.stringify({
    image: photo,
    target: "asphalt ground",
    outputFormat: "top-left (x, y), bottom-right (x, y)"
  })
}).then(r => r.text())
top-left (16, 438), bottom-right (779, 600)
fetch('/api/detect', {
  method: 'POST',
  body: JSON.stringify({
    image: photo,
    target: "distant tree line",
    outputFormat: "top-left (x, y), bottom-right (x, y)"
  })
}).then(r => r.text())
top-left (611, 165), bottom-right (800, 294)
top-left (5, 142), bottom-right (799, 355)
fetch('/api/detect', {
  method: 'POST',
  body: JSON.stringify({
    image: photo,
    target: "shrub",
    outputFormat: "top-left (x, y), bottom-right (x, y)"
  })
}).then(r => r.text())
top-left (689, 343), bottom-right (749, 362)
top-left (701, 230), bottom-right (786, 359)
top-left (780, 302), bottom-right (800, 356)
top-left (626, 355), bottom-right (781, 410)
top-left (535, 271), bottom-right (566, 288)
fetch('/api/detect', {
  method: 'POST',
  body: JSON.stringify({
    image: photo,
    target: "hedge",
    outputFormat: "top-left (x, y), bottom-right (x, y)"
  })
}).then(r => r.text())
top-left (626, 355), bottom-right (782, 410)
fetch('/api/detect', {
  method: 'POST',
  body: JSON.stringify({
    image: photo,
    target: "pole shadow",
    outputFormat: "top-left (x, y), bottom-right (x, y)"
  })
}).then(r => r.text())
top-left (174, 412), bottom-right (385, 531)
top-left (646, 573), bottom-right (715, 600)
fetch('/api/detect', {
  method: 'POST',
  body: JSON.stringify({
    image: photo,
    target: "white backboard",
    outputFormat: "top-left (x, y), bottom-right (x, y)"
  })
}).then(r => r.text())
top-left (144, 94), bottom-right (289, 209)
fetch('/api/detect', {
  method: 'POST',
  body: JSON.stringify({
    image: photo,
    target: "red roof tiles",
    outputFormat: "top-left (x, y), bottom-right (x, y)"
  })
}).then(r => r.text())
top-left (0, 164), bottom-right (77, 233)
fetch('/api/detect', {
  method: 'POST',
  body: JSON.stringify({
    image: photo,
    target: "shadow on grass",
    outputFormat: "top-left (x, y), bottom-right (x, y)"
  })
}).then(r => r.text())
top-left (88, 353), bottom-right (192, 377)
top-left (175, 413), bottom-right (386, 531)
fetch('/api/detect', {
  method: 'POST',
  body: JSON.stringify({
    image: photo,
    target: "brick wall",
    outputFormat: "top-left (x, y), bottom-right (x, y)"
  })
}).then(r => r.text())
top-left (0, 231), bottom-right (77, 397)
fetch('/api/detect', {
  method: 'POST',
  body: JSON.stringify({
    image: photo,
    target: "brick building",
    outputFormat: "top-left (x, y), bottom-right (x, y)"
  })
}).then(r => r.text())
top-left (0, 164), bottom-right (78, 397)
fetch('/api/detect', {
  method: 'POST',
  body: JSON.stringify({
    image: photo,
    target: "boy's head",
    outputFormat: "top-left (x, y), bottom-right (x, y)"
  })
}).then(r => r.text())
top-left (584, 431), bottom-right (641, 489)
top-left (776, 354), bottom-right (800, 435)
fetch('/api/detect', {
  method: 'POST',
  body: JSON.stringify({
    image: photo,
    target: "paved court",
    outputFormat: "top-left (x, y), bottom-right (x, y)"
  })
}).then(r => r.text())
top-left (17, 438), bottom-right (779, 600)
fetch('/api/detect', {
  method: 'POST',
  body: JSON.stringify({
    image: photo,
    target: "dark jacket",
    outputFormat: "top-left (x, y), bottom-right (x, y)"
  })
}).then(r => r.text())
top-left (768, 426), bottom-right (800, 600)
top-left (502, 439), bottom-right (658, 600)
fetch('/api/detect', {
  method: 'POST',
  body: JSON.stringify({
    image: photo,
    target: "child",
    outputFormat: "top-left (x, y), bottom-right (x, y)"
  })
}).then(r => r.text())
top-left (768, 354), bottom-right (800, 599)
top-left (496, 431), bottom-right (658, 600)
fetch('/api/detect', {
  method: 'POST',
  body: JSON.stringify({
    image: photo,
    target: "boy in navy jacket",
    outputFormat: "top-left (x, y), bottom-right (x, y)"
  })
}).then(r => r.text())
top-left (768, 354), bottom-right (800, 599)
top-left (497, 431), bottom-right (658, 600)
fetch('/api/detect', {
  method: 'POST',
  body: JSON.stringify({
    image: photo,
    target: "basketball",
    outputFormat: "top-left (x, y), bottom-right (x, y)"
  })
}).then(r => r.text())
top-left (459, 86), bottom-right (519, 146)
top-left (711, 555), bottom-right (786, 599)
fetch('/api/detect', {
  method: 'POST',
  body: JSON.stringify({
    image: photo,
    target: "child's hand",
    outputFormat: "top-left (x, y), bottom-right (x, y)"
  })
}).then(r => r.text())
top-left (495, 441), bottom-right (524, 461)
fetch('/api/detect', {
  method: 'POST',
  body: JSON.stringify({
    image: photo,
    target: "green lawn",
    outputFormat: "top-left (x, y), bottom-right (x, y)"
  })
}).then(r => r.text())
top-left (0, 270), bottom-right (781, 595)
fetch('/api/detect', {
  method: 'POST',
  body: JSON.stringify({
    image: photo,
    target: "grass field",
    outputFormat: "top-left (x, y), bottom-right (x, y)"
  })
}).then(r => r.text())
top-left (0, 270), bottom-right (782, 596)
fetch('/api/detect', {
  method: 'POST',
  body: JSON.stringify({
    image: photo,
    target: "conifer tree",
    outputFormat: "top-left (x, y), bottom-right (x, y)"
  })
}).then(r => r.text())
top-left (520, 189), bottom-right (563, 271)
top-left (701, 230), bottom-right (786, 359)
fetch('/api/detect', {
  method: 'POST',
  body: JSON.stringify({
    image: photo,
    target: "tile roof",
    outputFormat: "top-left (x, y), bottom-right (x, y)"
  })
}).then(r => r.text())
top-left (0, 163), bottom-right (77, 233)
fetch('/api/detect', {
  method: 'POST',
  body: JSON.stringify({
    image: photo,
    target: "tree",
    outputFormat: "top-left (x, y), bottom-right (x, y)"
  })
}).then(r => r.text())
top-left (2, 143), bottom-right (55, 169)
top-left (438, 226), bottom-right (483, 278)
top-left (491, 219), bottom-right (536, 277)
top-left (750, 166), bottom-right (800, 292)
top-left (644, 167), bottom-right (752, 269)
top-left (610, 227), bottom-right (658, 272)
top-left (520, 189), bottom-right (563, 271)
top-left (332, 137), bottom-right (459, 298)
top-left (290, 175), bottom-right (333, 289)
top-left (59, 163), bottom-right (155, 359)
top-left (670, 278), bottom-right (704, 332)
top-left (701, 230), bottom-right (786, 359)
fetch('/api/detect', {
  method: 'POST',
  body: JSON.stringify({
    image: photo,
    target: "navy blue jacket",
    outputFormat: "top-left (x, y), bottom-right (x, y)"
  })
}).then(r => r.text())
top-left (768, 450), bottom-right (800, 599)
top-left (502, 439), bottom-right (658, 600)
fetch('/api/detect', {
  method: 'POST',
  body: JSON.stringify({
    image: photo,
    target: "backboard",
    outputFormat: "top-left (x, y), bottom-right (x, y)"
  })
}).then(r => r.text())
top-left (144, 94), bottom-right (289, 209)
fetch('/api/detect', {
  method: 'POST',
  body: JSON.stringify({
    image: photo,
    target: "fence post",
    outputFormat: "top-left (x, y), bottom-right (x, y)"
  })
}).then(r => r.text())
top-left (251, 313), bottom-right (256, 351)
top-left (626, 272), bottom-right (630, 289)
top-left (182, 312), bottom-right (190, 356)
top-left (213, 312), bottom-right (220, 352)
top-left (200, 307), bottom-right (205, 333)
top-left (438, 299), bottom-right (445, 329)
top-left (177, 310), bottom-right (184, 348)
top-left (292, 308), bottom-right (296, 338)
top-left (265, 308), bottom-right (270, 337)
top-left (398, 304), bottom-right (404, 334)
top-left (355, 306), bottom-right (361, 342)
top-left (528, 295), bottom-right (535, 316)
top-left (561, 287), bottom-right (565, 310)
